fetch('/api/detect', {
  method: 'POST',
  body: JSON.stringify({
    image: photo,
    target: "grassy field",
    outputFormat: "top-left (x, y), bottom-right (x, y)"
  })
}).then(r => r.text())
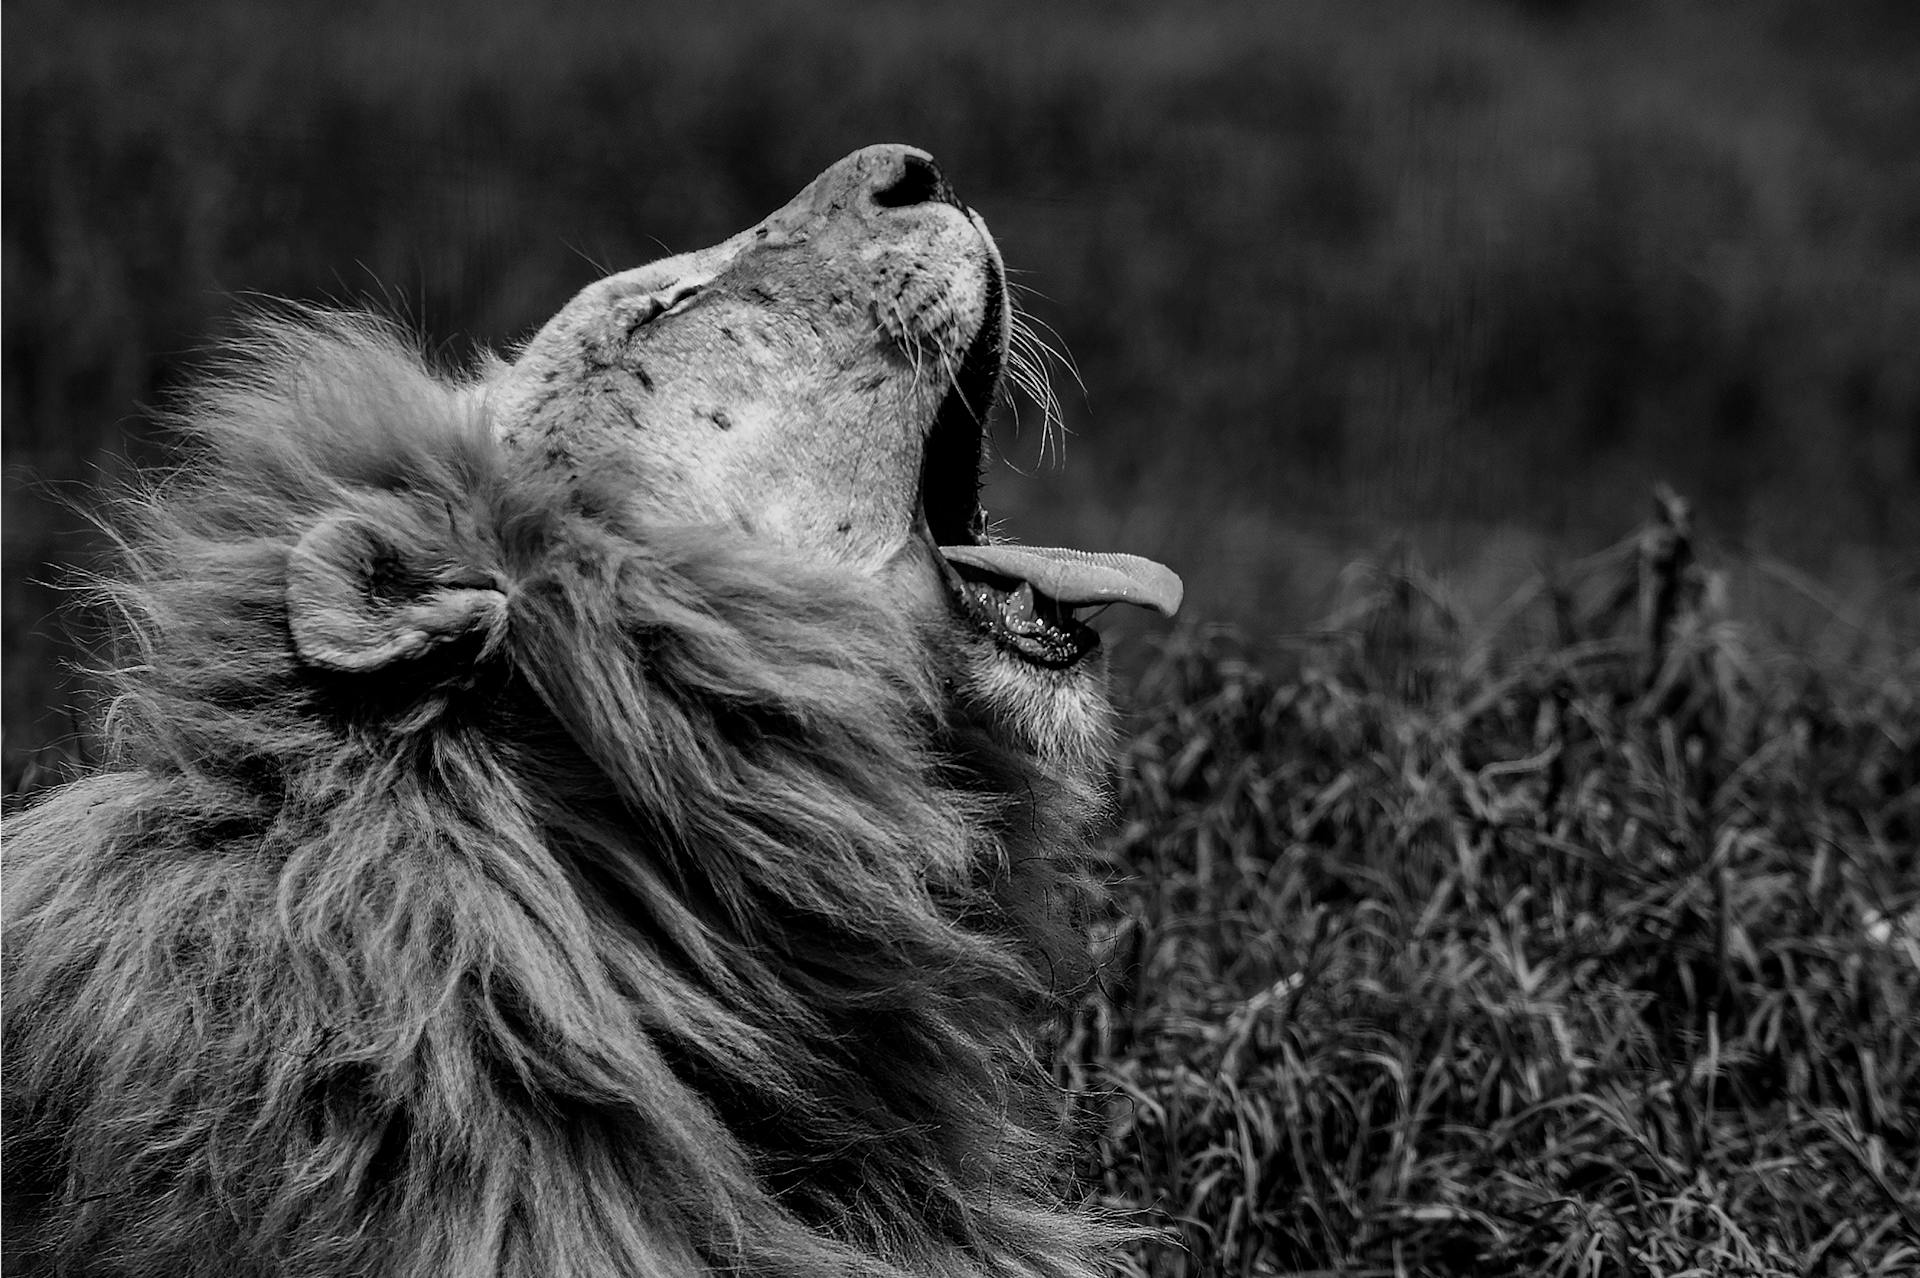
top-left (1074, 503), bottom-right (1918, 1274)
top-left (6, 1), bottom-right (1918, 1271)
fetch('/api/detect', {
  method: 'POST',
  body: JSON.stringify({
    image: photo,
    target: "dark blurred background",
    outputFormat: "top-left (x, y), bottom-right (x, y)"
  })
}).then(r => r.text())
top-left (7, 0), bottom-right (1918, 790)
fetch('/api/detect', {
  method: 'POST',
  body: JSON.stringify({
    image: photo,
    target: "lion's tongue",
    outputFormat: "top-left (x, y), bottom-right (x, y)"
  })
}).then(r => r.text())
top-left (939, 544), bottom-right (1183, 616)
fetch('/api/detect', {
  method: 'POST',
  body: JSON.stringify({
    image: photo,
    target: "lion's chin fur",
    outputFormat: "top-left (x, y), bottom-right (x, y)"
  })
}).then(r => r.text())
top-left (2, 314), bottom-right (1122, 1277)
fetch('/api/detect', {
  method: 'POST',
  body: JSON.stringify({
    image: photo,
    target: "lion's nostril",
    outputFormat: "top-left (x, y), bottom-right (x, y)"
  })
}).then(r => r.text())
top-left (873, 153), bottom-right (959, 210)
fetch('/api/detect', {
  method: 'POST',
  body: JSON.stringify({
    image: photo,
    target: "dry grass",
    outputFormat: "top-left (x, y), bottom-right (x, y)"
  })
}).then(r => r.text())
top-left (1065, 497), bottom-right (1919, 1275)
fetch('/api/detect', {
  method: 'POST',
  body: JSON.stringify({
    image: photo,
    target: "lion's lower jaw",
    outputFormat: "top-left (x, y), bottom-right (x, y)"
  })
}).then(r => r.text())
top-left (957, 642), bottom-right (1119, 798)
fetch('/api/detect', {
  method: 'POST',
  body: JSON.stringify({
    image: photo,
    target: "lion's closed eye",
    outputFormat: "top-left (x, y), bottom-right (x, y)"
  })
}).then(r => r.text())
top-left (615, 279), bottom-right (709, 339)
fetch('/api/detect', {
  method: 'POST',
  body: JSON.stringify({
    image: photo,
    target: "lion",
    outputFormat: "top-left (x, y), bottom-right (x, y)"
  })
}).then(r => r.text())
top-left (1, 144), bottom-right (1181, 1277)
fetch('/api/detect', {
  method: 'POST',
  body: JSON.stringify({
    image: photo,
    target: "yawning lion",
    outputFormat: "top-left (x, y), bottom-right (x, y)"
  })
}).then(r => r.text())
top-left (2, 144), bottom-right (1180, 1277)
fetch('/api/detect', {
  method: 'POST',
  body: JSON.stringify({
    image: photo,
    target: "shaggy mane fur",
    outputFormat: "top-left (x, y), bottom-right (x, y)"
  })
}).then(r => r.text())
top-left (2, 316), bottom-right (1116, 1277)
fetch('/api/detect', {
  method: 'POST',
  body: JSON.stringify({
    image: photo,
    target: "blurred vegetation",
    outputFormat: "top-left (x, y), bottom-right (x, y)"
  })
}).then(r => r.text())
top-left (1070, 498), bottom-right (1918, 1275)
top-left (6, 0), bottom-right (1919, 781)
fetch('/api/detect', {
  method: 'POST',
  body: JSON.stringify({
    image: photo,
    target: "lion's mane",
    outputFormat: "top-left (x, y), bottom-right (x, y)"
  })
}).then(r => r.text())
top-left (2, 316), bottom-right (1114, 1277)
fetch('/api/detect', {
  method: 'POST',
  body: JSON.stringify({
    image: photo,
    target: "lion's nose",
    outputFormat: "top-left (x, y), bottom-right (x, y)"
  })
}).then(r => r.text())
top-left (871, 151), bottom-right (962, 211)
top-left (753, 145), bottom-right (971, 246)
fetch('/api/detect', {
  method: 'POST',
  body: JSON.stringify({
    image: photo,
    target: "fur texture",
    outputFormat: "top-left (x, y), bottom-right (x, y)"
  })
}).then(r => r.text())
top-left (2, 316), bottom-right (1117, 1277)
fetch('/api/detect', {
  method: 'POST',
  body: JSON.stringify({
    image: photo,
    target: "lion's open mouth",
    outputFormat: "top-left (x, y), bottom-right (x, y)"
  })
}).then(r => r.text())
top-left (917, 253), bottom-right (1181, 669)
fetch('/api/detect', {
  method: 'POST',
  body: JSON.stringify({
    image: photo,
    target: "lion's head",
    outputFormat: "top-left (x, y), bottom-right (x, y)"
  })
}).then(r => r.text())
top-left (483, 143), bottom-right (1179, 766)
top-left (3, 146), bottom-right (1175, 1277)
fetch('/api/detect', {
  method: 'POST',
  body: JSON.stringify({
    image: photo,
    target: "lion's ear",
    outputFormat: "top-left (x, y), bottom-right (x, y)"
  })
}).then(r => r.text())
top-left (286, 515), bottom-right (508, 673)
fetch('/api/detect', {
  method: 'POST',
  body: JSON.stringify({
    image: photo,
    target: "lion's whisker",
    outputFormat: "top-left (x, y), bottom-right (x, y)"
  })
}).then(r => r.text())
top-left (1010, 312), bottom-right (1087, 395)
top-left (1002, 313), bottom-right (1074, 469)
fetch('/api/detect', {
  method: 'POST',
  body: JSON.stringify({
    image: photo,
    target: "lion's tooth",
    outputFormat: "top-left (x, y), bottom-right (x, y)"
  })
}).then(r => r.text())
top-left (1005, 582), bottom-right (1036, 625)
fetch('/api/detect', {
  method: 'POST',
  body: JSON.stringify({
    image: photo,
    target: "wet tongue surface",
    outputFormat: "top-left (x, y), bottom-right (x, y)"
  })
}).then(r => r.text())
top-left (939, 544), bottom-right (1183, 616)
